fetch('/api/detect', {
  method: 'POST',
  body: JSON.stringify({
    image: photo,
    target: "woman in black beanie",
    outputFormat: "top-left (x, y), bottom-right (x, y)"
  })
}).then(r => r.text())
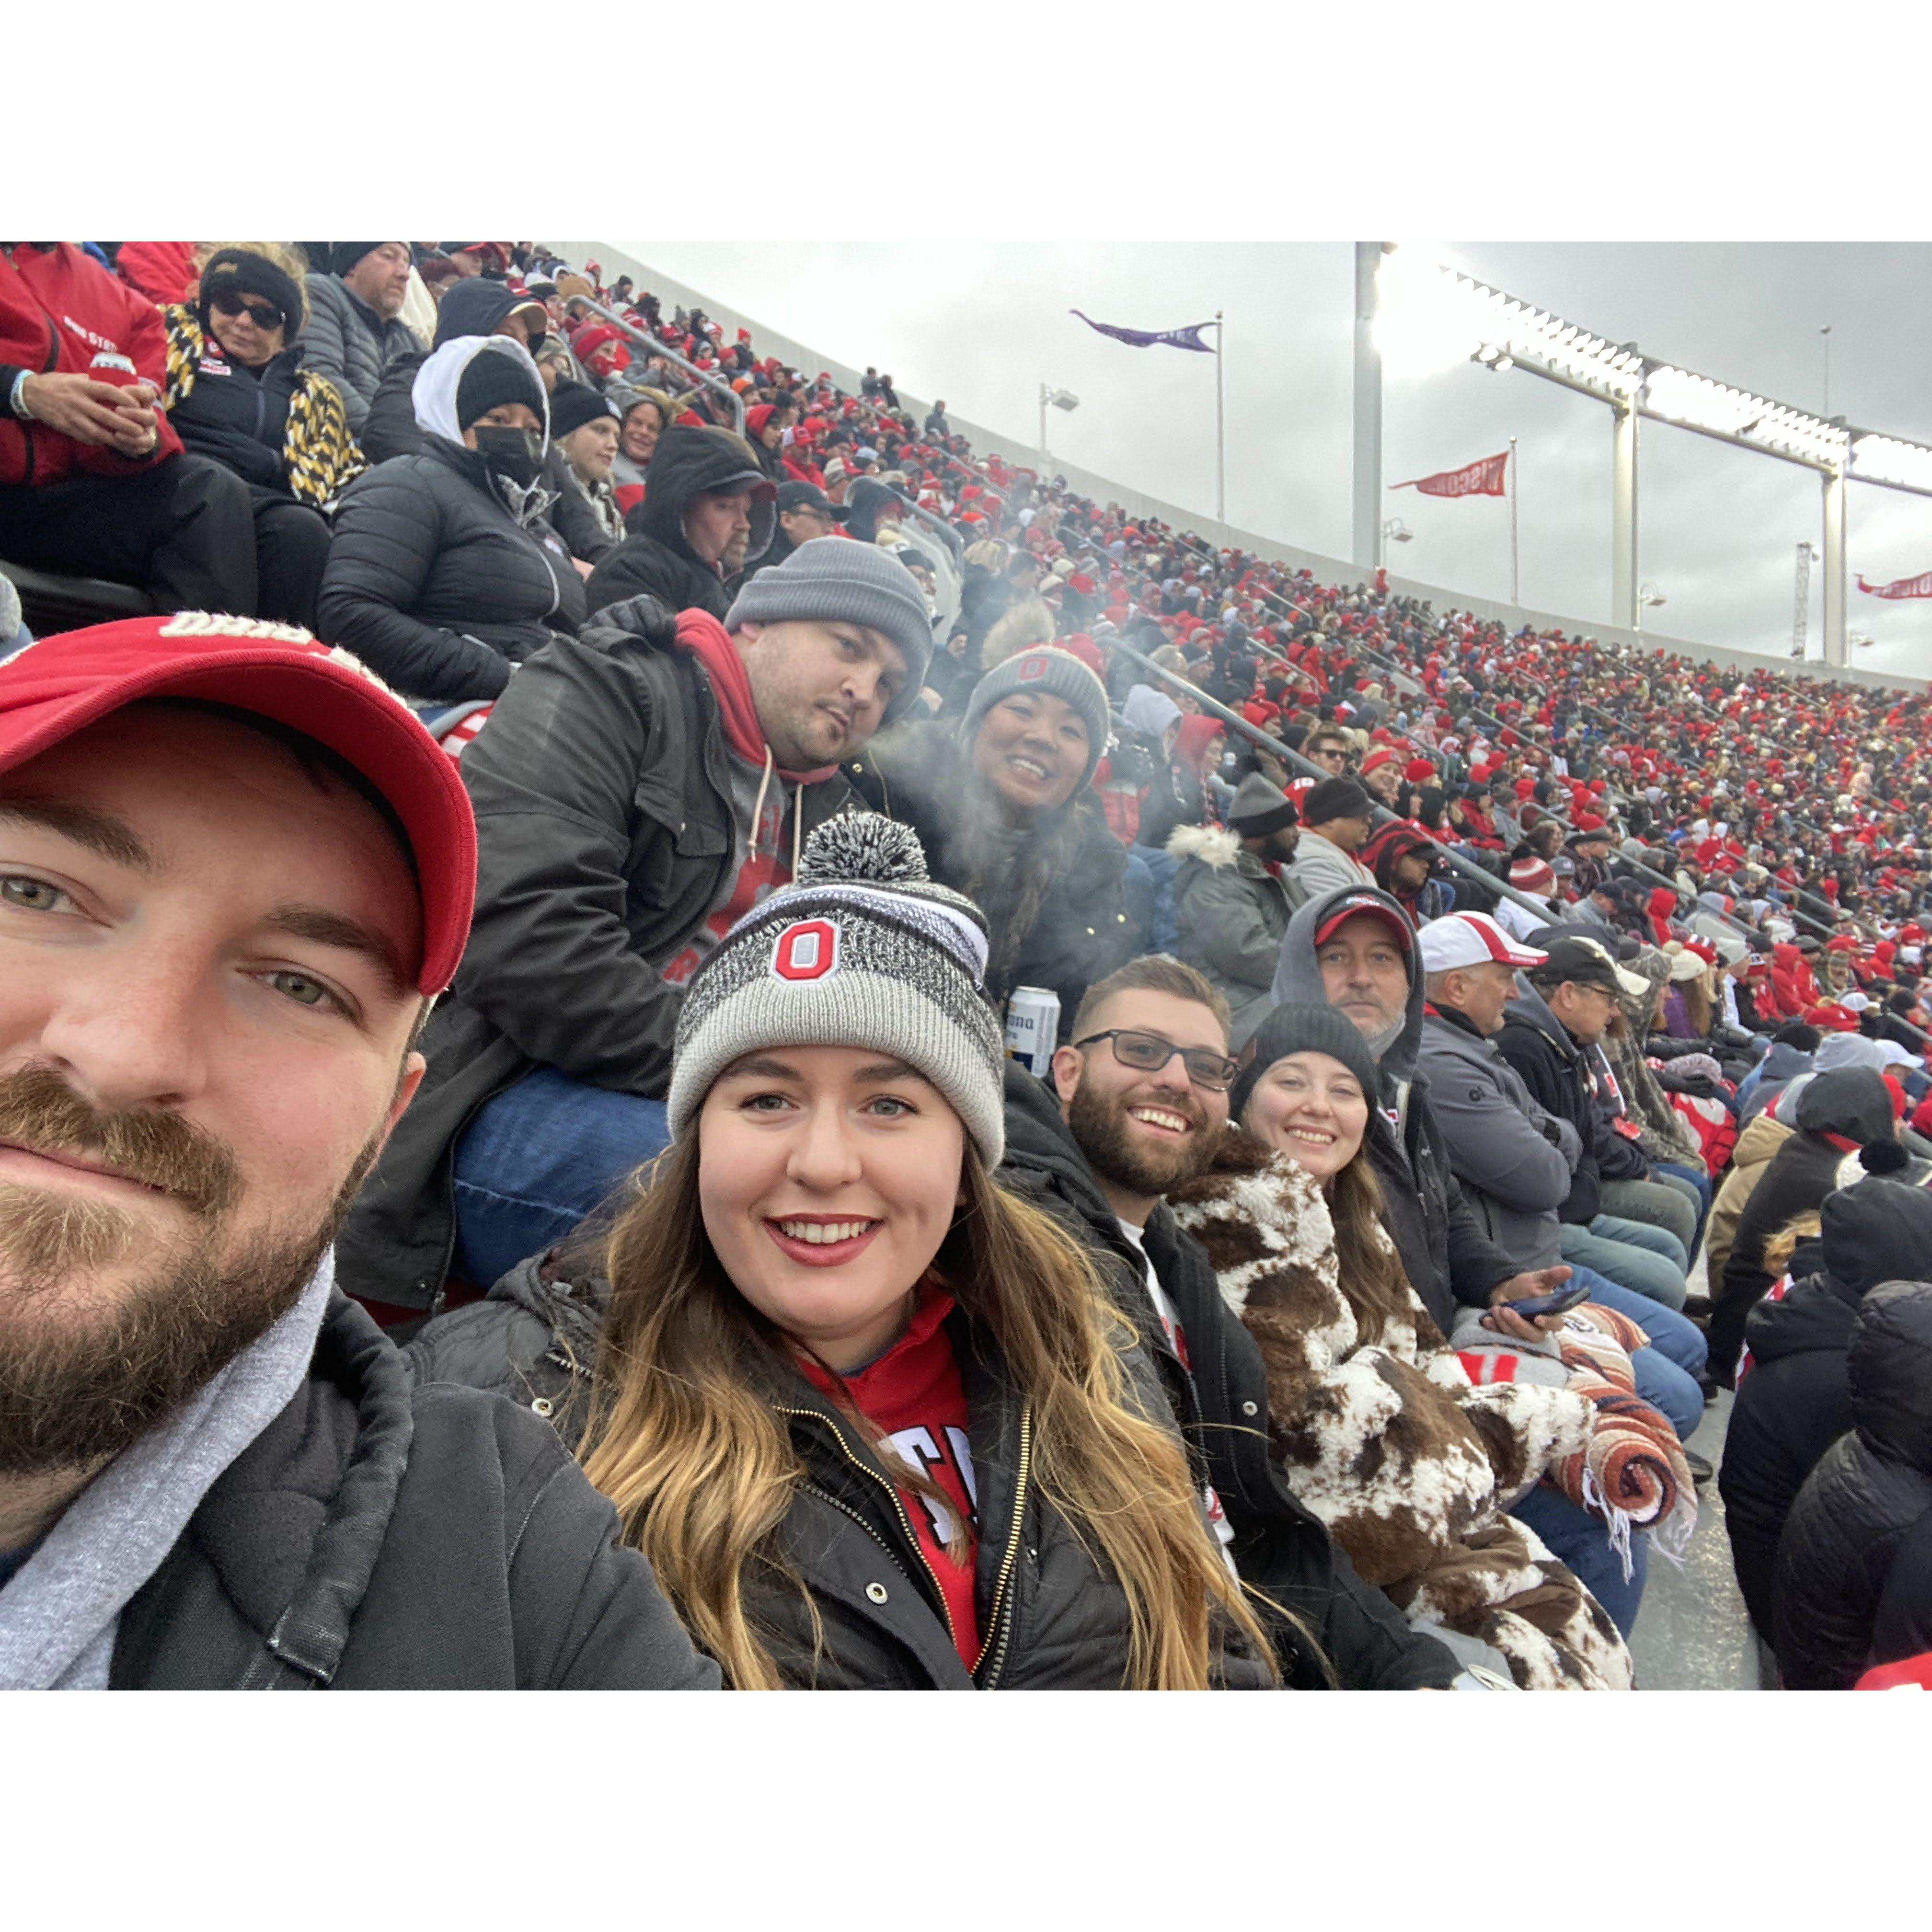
top-left (159, 243), bottom-right (363, 630)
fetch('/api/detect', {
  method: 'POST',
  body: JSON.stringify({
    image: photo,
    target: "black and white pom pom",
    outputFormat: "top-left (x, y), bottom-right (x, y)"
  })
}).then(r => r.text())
top-left (796, 813), bottom-right (931, 886)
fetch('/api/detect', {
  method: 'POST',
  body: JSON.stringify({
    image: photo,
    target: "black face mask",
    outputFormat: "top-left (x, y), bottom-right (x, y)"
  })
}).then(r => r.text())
top-left (471, 424), bottom-right (544, 488)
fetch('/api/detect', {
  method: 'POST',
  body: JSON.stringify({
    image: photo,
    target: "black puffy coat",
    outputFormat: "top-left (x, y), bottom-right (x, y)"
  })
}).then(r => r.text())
top-left (846, 722), bottom-right (1140, 1018)
top-left (317, 437), bottom-right (585, 702)
top-left (409, 1251), bottom-right (1266, 1689)
top-left (994, 1065), bottom-right (1459, 1690)
top-left (1774, 1278), bottom-right (1932, 1688)
top-left (113, 1292), bottom-right (717, 1689)
top-left (585, 426), bottom-right (775, 620)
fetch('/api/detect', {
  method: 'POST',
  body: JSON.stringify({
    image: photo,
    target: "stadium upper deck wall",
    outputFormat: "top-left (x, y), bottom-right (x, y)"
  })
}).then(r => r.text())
top-left (573, 242), bottom-right (1928, 702)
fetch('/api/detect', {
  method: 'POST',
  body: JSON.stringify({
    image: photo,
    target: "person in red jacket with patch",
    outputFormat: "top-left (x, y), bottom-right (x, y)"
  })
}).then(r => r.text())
top-left (1, 242), bottom-right (254, 611)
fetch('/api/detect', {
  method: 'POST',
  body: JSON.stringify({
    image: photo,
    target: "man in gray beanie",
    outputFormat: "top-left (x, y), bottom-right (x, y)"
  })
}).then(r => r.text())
top-left (338, 541), bottom-right (932, 1314)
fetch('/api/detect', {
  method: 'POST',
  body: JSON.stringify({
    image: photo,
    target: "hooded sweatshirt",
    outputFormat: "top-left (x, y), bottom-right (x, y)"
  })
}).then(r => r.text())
top-left (585, 425), bottom-right (776, 621)
top-left (410, 333), bottom-right (553, 525)
top-left (0, 1256), bottom-right (334, 1690)
top-left (1270, 883), bottom-right (1514, 1331)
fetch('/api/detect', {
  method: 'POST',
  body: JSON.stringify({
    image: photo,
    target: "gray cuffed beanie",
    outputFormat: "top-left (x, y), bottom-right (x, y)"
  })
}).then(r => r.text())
top-left (961, 646), bottom-right (1112, 790)
top-left (667, 816), bottom-right (1005, 1165)
top-left (725, 536), bottom-right (934, 723)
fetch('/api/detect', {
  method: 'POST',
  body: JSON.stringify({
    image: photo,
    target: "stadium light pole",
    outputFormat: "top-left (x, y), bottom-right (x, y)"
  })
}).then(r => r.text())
top-left (1353, 242), bottom-right (1387, 574)
top-left (1611, 398), bottom-right (1639, 630)
top-left (1214, 311), bottom-right (1226, 526)
top-left (1822, 462), bottom-right (1849, 667)
top-left (1038, 383), bottom-right (1079, 464)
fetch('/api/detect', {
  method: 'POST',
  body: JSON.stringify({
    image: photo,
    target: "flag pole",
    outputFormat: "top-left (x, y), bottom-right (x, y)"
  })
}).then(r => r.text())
top-left (1214, 312), bottom-right (1226, 525)
top-left (1509, 436), bottom-right (1519, 608)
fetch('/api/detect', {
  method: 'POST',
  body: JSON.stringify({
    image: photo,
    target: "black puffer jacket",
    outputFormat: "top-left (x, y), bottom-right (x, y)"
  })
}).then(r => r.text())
top-left (112, 1292), bottom-right (717, 1689)
top-left (1721, 1178), bottom-right (1932, 1638)
top-left (357, 277), bottom-right (615, 567)
top-left (317, 438), bottom-right (585, 702)
top-left (334, 596), bottom-right (855, 1312)
top-left (585, 426), bottom-right (775, 620)
top-left (1711, 1068), bottom-right (1898, 1382)
top-left (1774, 1278), bottom-right (1932, 1688)
top-left (994, 1066), bottom-right (1459, 1690)
top-left (847, 722), bottom-right (1140, 1018)
top-left (410, 1250), bottom-right (1268, 1689)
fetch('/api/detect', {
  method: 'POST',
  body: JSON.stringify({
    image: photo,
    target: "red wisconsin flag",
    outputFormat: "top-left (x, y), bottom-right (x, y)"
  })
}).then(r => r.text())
top-left (1856, 571), bottom-right (1932, 599)
top-left (1392, 450), bottom-right (1509, 498)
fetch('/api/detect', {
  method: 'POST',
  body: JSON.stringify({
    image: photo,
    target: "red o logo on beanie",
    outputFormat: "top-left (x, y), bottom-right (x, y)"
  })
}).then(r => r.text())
top-left (1017, 655), bottom-right (1048, 681)
top-left (771, 918), bottom-right (840, 981)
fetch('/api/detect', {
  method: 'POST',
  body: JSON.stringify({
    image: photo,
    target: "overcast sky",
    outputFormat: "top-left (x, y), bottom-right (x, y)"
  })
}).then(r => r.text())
top-left (630, 242), bottom-right (1932, 680)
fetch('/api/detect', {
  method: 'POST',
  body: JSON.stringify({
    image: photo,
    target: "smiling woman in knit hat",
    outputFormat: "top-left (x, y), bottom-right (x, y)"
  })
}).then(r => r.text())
top-left (847, 644), bottom-right (1138, 1018)
top-left (540, 816), bottom-right (1274, 1689)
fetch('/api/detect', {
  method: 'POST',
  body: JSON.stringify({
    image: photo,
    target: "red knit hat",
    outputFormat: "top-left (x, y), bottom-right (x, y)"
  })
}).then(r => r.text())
top-left (1404, 757), bottom-right (1437, 783)
top-left (0, 615), bottom-right (476, 993)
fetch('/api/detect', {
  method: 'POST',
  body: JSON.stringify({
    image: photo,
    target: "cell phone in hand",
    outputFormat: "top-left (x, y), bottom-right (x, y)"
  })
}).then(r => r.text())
top-left (1506, 1278), bottom-right (1593, 1320)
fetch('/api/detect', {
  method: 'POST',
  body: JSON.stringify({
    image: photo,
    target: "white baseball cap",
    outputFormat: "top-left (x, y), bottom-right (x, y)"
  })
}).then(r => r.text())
top-left (1416, 911), bottom-right (1549, 974)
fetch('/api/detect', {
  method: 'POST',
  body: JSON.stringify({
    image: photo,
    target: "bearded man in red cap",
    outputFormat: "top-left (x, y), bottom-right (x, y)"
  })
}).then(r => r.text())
top-left (0, 616), bottom-right (715, 1690)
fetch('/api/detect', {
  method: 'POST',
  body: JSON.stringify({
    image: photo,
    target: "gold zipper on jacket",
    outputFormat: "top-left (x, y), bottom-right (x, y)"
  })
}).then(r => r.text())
top-left (972, 1403), bottom-right (1032, 1686)
top-left (777, 1404), bottom-right (962, 1659)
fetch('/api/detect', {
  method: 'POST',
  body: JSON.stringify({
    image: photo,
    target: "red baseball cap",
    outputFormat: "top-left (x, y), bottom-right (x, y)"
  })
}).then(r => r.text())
top-left (0, 615), bottom-right (476, 993)
top-left (1312, 893), bottom-right (1414, 953)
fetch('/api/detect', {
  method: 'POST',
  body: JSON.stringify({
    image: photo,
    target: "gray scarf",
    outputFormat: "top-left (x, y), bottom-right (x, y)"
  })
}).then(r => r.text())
top-left (0, 1254), bottom-right (334, 1691)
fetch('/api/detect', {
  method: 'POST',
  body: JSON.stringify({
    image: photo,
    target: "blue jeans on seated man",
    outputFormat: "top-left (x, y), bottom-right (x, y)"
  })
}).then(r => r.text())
top-left (1561, 1264), bottom-right (1707, 1442)
top-left (1559, 1218), bottom-right (1688, 1311)
top-left (1597, 1173), bottom-right (1699, 1265)
top-left (451, 1065), bottom-right (672, 1289)
top-left (1649, 1159), bottom-right (1712, 1259)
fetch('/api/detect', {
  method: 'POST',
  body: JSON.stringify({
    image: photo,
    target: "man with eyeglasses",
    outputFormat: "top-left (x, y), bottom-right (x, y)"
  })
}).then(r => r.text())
top-left (992, 954), bottom-right (1460, 1690)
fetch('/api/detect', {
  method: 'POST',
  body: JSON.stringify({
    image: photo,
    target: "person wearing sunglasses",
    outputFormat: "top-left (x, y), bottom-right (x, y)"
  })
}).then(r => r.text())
top-left (159, 245), bottom-right (363, 631)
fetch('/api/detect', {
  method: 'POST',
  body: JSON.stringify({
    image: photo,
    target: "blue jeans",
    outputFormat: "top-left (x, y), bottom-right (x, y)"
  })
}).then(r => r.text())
top-left (1597, 1175), bottom-right (1698, 1265)
top-left (1509, 1481), bottom-right (1648, 1638)
top-left (451, 1065), bottom-right (672, 1288)
top-left (1648, 1161), bottom-right (1712, 1261)
top-left (1569, 1271), bottom-right (1708, 1441)
top-left (1559, 1219), bottom-right (1688, 1310)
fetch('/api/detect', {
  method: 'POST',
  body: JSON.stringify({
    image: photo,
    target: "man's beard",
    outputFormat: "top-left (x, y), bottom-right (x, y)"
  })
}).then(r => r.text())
top-left (1069, 1076), bottom-right (1224, 1200)
top-left (0, 1066), bottom-right (378, 1478)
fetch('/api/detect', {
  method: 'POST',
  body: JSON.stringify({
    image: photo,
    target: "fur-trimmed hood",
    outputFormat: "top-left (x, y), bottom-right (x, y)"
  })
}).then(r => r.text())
top-left (1166, 822), bottom-right (1243, 869)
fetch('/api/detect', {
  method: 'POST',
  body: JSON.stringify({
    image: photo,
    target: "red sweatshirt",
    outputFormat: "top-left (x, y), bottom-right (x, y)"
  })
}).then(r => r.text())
top-left (800, 1290), bottom-right (980, 1668)
top-left (0, 243), bottom-right (183, 486)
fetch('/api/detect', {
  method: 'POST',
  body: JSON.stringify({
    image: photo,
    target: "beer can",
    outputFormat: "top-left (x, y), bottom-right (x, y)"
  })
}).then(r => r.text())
top-left (1004, 985), bottom-right (1061, 1077)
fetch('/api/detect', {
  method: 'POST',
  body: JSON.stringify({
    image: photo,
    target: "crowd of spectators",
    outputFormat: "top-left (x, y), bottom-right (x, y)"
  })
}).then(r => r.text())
top-left (5, 236), bottom-right (1932, 1690)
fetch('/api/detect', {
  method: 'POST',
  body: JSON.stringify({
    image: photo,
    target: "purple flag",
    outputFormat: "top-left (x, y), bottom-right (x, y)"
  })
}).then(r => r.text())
top-left (1071, 310), bottom-right (1217, 353)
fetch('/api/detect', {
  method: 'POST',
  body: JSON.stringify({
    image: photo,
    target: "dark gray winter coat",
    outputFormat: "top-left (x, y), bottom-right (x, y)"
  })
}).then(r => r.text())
top-left (111, 1292), bottom-right (717, 1690)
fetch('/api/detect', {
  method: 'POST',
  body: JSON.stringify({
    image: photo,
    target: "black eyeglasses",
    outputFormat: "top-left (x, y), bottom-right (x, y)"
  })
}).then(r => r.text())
top-left (211, 289), bottom-right (286, 332)
top-left (1074, 1029), bottom-right (1240, 1093)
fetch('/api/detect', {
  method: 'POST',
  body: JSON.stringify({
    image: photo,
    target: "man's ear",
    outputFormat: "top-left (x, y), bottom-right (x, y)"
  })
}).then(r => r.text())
top-left (375, 1051), bottom-right (427, 1159)
top-left (1049, 1045), bottom-right (1083, 1111)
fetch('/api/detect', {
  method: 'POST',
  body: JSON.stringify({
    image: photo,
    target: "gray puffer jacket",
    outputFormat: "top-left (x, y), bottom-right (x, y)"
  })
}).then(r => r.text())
top-left (299, 273), bottom-right (422, 434)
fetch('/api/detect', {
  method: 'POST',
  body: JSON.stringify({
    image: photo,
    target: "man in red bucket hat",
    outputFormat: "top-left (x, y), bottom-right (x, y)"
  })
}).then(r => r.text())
top-left (0, 615), bottom-right (714, 1690)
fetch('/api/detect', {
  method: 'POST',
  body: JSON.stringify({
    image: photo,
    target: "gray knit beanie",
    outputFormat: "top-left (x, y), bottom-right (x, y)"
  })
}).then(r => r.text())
top-left (667, 815), bottom-right (1005, 1165)
top-left (724, 537), bottom-right (934, 724)
top-left (961, 646), bottom-right (1112, 791)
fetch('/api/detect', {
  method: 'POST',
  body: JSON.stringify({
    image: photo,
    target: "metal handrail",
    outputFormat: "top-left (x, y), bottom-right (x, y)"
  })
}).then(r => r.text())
top-left (576, 299), bottom-right (745, 436)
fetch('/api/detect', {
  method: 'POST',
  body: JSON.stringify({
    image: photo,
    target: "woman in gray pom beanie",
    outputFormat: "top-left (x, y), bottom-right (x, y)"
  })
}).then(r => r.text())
top-left (564, 815), bottom-right (1276, 1689)
top-left (846, 644), bottom-right (1143, 1020)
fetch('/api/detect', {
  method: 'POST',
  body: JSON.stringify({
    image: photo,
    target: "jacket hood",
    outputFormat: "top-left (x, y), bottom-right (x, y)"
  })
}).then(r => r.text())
top-left (1756, 1041), bottom-right (1815, 1088)
top-left (629, 424), bottom-right (775, 568)
top-left (1274, 882), bottom-right (1423, 1088)
top-left (997, 1059), bottom-right (1126, 1248)
top-left (431, 276), bottom-right (540, 351)
top-left (411, 334), bottom-right (549, 449)
top-left (1167, 823), bottom-right (1242, 869)
top-left (1821, 1176), bottom-right (1932, 1296)
top-left (1501, 977), bottom-right (1579, 1066)
top-left (1794, 1066), bottom-right (1896, 1146)
top-left (1848, 1279), bottom-right (1932, 1471)
top-left (1618, 943), bottom-right (1671, 1029)
top-left (1743, 1269), bottom-right (1862, 1366)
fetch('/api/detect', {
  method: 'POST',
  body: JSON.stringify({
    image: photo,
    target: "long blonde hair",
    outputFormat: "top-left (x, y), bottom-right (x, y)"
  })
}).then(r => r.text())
top-left (579, 1136), bottom-right (1274, 1690)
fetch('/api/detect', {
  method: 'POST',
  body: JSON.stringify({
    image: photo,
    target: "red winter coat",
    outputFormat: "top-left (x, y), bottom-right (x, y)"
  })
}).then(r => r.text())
top-left (113, 240), bottom-right (199, 308)
top-left (0, 242), bottom-right (183, 487)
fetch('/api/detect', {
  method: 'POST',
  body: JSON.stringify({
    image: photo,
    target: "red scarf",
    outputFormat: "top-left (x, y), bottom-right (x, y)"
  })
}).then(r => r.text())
top-left (799, 1289), bottom-right (980, 1669)
top-left (674, 609), bottom-right (837, 784)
